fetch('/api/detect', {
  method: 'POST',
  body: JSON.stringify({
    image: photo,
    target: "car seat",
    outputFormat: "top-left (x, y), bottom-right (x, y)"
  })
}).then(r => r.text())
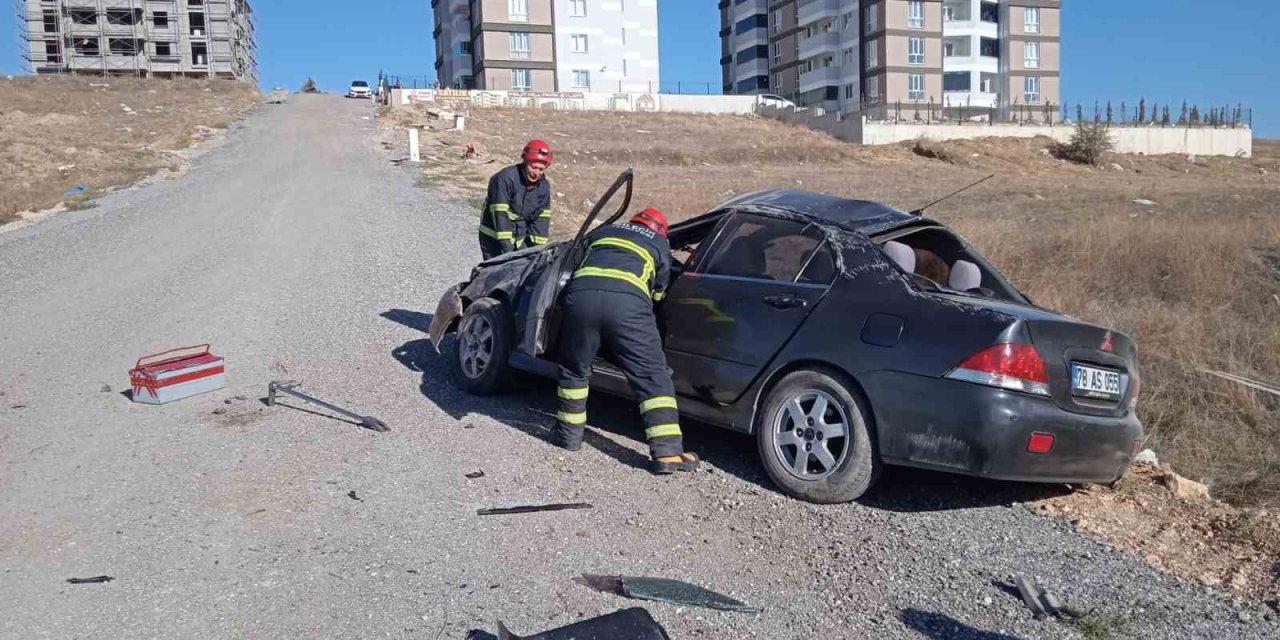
top-left (949, 260), bottom-right (982, 291)
top-left (714, 234), bottom-right (770, 278)
top-left (882, 241), bottom-right (916, 273)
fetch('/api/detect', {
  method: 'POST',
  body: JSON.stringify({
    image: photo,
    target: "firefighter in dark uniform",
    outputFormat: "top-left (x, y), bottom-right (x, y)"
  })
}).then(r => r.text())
top-left (554, 207), bottom-right (700, 475)
top-left (478, 139), bottom-right (554, 260)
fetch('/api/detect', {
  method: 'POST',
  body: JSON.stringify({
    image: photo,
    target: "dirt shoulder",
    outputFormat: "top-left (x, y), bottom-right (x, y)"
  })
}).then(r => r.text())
top-left (1, 75), bottom-right (259, 225)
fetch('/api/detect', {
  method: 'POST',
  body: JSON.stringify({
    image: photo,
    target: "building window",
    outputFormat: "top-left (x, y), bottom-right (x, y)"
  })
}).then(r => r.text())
top-left (908, 1), bottom-right (924, 28)
top-left (511, 68), bottom-right (532, 91)
top-left (943, 4), bottom-right (954, 21)
top-left (864, 40), bottom-right (878, 68)
top-left (774, 73), bottom-right (782, 90)
top-left (865, 78), bottom-right (879, 105)
top-left (508, 0), bottom-right (528, 22)
top-left (571, 34), bottom-right (589, 53)
top-left (943, 71), bottom-right (970, 92)
top-left (843, 12), bottom-right (854, 30)
top-left (569, 0), bottom-right (586, 17)
top-left (773, 9), bottom-right (781, 33)
top-left (908, 73), bottom-right (924, 101)
top-left (510, 32), bottom-right (530, 58)
top-left (153, 12), bottom-right (169, 28)
top-left (908, 37), bottom-right (925, 64)
top-left (573, 70), bottom-right (590, 88)
top-left (1024, 41), bottom-right (1039, 68)
top-left (980, 37), bottom-right (999, 58)
top-left (460, 41), bottom-right (473, 55)
top-left (771, 41), bottom-right (780, 64)
top-left (1024, 76), bottom-right (1041, 102)
top-left (864, 4), bottom-right (877, 34)
top-left (735, 14), bottom-right (768, 36)
top-left (155, 41), bottom-right (172, 57)
top-left (1025, 7), bottom-right (1040, 33)
top-left (845, 83), bottom-right (855, 100)
top-left (842, 47), bottom-right (855, 66)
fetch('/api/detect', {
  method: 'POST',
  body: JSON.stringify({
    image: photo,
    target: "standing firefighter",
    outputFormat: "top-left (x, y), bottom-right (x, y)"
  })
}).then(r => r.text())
top-left (478, 140), bottom-right (554, 260)
top-left (554, 208), bottom-right (700, 475)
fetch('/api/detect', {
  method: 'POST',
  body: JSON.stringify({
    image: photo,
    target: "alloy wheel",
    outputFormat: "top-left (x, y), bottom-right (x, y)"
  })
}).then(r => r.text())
top-left (458, 314), bottom-right (494, 380)
top-left (772, 389), bottom-right (850, 480)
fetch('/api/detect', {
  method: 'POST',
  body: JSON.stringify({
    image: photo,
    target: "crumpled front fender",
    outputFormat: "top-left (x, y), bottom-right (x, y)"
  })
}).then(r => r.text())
top-left (428, 284), bottom-right (464, 352)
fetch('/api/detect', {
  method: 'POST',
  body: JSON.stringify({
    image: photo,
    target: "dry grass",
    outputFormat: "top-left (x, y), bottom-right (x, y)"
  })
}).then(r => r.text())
top-left (401, 105), bottom-right (1280, 507)
top-left (0, 75), bottom-right (259, 224)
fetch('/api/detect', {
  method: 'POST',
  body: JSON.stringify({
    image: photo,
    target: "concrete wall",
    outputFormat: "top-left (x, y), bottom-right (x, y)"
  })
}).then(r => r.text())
top-left (758, 104), bottom-right (863, 143)
top-left (860, 121), bottom-right (1253, 157)
top-left (390, 88), bottom-right (774, 116)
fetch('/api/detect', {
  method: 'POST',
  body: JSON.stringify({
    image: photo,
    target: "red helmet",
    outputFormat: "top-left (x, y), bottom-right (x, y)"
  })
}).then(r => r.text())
top-left (630, 207), bottom-right (669, 237)
top-left (522, 139), bottom-right (553, 166)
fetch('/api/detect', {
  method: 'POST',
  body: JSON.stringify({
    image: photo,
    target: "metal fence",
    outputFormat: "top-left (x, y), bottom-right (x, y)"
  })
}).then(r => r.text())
top-left (380, 74), bottom-right (723, 95)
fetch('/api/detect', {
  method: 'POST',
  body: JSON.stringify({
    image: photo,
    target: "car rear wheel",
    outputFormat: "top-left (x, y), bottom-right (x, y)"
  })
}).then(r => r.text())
top-left (449, 297), bottom-right (514, 395)
top-left (756, 369), bottom-right (880, 503)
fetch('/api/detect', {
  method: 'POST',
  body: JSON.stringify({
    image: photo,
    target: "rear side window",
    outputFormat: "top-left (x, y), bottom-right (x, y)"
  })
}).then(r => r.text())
top-left (703, 214), bottom-right (824, 282)
top-left (798, 240), bottom-right (835, 285)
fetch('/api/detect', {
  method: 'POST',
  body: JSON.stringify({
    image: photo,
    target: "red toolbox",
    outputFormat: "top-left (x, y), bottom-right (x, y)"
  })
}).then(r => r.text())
top-left (129, 344), bottom-right (227, 404)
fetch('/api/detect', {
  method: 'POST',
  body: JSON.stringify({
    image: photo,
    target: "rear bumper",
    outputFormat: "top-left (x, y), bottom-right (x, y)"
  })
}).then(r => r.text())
top-left (863, 371), bottom-right (1142, 484)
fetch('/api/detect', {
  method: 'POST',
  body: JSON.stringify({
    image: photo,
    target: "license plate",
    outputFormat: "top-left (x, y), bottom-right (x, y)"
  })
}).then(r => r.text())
top-left (1071, 363), bottom-right (1122, 401)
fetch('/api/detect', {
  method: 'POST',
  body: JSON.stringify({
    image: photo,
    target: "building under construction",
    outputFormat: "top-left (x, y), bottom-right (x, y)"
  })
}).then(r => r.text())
top-left (17, 0), bottom-right (257, 81)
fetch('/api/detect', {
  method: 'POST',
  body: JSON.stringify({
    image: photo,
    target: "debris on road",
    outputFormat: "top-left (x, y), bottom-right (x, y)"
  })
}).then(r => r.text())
top-left (476, 503), bottom-right (593, 516)
top-left (1162, 470), bottom-right (1211, 500)
top-left (1133, 448), bottom-right (1158, 465)
top-left (1010, 575), bottom-right (1083, 620)
top-left (66, 576), bottom-right (114, 584)
top-left (347, 490), bottom-right (361, 501)
top-left (128, 344), bottom-right (226, 405)
top-left (472, 607), bottom-right (668, 640)
top-left (1132, 198), bottom-right (1159, 206)
top-left (300, 78), bottom-right (319, 93)
top-left (267, 380), bottom-right (389, 432)
top-left (465, 470), bottom-right (486, 479)
top-left (578, 574), bottom-right (759, 613)
top-left (63, 184), bottom-right (87, 198)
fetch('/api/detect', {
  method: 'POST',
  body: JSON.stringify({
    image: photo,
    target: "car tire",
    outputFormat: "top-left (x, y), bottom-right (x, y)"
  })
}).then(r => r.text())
top-left (448, 297), bottom-right (514, 395)
top-left (755, 369), bottom-right (881, 504)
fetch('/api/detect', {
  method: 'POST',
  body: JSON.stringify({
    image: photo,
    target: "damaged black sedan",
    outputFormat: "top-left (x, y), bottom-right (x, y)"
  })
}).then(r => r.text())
top-left (428, 170), bottom-right (1143, 503)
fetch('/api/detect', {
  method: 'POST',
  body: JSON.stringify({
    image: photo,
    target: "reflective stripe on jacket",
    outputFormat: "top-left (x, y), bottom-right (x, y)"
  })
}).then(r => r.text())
top-left (569, 222), bottom-right (671, 301)
top-left (479, 164), bottom-right (552, 256)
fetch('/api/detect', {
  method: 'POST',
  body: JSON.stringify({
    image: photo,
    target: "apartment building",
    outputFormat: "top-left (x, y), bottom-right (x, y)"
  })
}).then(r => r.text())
top-left (433, 0), bottom-right (660, 93)
top-left (720, 0), bottom-right (1059, 118)
top-left (18, 0), bottom-right (257, 81)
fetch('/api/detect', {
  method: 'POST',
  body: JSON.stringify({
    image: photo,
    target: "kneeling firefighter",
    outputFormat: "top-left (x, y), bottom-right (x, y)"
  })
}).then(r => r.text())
top-left (554, 207), bottom-right (700, 474)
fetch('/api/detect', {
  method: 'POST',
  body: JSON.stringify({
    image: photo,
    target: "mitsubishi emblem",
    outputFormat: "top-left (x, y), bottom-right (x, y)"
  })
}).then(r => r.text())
top-left (1101, 332), bottom-right (1114, 352)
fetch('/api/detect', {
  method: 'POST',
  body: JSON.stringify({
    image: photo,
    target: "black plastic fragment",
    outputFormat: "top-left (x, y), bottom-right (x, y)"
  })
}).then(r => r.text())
top-left (465, 470), bottom-right (486, 479)
top-left (577, 574), bottom-right (758, 613)
top-left (67, 576), bottom-right (114, 584)
top-left (487, 607), bottom-right (669, 640)
top-left (347, 490), bottom-right (361, 501)
top-left (476, 503), bottom-right (592, 516)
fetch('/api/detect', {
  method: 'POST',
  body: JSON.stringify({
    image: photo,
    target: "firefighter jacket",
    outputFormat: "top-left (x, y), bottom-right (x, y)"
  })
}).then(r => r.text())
top-left (478, 164), bottom-right (552, 258)
top-left (566, 222), bottom-right (671, 303)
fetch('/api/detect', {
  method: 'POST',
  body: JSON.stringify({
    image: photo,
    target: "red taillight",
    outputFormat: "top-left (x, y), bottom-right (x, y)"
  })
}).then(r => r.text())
top-left (1027, 432), bottom-right (1055, 454)
top-left (946, 343), bottom-right (1051, 396)
top-left (1128, 371), bottom-right (1141, 410)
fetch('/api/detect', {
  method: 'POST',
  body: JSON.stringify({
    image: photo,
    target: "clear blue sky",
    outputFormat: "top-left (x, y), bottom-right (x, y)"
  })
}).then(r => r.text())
top-left (1, 1), bottom-right (1275, 136)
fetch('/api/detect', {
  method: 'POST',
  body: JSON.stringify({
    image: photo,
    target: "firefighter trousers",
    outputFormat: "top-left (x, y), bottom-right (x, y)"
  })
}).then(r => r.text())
top-left (555, 289), bottom-right (683, 458)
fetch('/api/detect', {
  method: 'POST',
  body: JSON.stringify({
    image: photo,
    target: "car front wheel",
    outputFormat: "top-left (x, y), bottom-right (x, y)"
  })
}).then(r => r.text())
top-left (755, 369), bottom-right (880, 503)
top-left (448, 297), bottom-right (514, 395)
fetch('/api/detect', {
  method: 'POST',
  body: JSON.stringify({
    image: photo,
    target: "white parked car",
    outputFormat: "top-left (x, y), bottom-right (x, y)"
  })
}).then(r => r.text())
top-left (347, 80), bottom-right (372, 99)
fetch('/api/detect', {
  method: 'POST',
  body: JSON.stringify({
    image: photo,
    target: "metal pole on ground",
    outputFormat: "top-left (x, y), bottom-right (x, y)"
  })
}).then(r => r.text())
top-left (408, 128), bottom-right (420, 162)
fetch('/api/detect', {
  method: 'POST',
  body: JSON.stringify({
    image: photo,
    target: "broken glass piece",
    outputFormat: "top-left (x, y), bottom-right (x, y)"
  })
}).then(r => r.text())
top-left (476, 502), bottom-right (593, 516)
top-left (486, 607), bottom-right (669, 640)
top-left (577, 574), bottom-right (758, 613)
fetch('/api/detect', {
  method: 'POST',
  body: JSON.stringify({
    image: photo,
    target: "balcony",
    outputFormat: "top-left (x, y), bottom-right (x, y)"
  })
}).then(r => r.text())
top-left (798, 30), bottom-right (840, 61)
top-left (798, 65), bottom-right (839, 93)
top-left (798, 0), bottom-right (840, 27)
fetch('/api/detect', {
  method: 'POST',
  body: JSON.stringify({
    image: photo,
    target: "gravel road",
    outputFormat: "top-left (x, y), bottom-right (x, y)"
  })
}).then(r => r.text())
top-left (0, 94), bottom-right (1273, 639)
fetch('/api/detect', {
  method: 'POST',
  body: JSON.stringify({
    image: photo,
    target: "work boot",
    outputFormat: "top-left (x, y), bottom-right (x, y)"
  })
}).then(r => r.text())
top-left (649, 452), bottom-right (700, 475)
top-left (554, 423), bottom-right (584, 452)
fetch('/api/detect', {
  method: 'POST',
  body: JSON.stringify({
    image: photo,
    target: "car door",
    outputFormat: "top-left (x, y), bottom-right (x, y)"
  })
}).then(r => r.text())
top-left (660, 213), bottom-right (835, 405)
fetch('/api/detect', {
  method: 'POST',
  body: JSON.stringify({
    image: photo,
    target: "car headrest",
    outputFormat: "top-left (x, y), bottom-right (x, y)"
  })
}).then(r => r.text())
top-left (950, 260), bottom-right (982, 291)
top-left (882, 241), bottom-right (916, 274)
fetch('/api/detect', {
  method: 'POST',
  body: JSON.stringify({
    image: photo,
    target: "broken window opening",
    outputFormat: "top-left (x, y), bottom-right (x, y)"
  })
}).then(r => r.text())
top-left (44, 41), bottom-right (62, 63)
top-left (153, 12), bottom-right (170, 28)
top-left (155, 41), bottom-right (173, 58)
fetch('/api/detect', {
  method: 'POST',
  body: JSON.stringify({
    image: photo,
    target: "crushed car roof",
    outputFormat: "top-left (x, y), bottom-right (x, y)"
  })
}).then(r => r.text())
top-left (720, 189), bottom-right (924, 235)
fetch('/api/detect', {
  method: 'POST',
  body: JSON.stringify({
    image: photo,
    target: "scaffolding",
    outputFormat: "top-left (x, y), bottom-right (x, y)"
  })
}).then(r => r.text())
top-left (14, 0), bottom-right (257, 80)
